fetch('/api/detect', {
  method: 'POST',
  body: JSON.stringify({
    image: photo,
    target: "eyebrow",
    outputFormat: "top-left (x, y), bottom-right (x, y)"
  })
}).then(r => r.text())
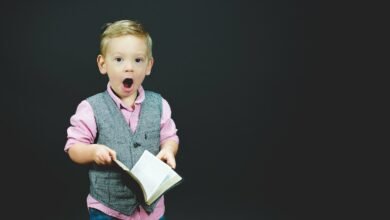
top-left (133, 52), bottom-right (147, 56)
top-left (110, 52), bottom-right (147, 57)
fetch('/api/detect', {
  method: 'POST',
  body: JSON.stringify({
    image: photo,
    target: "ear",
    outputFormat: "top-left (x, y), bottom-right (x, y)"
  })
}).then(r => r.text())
top-left (97, 55), bottom-right (107, 75)
top-left (146, 57), bottom-right (154, 76)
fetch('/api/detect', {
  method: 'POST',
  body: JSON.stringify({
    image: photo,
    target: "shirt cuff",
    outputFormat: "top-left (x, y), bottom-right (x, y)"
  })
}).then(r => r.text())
top-left (161, 135), bottom-right (179, 146)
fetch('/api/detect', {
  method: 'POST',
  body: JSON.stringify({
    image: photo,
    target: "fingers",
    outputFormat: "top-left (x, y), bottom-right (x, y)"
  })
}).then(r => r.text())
top-left (108, 148), bottom-right (117, 161)
top-left (166, 155), bottom-right (176, 169)
top-left (101, 153), bottom-right (112, 164)
top-left (98, 153), bottom-right (111, 165)
top-left (156, 150), bottom-right (176, 169)
top-left (156, 151), bottom-right (163, 160)
top-left (94, 145), bottom-right (116, 165)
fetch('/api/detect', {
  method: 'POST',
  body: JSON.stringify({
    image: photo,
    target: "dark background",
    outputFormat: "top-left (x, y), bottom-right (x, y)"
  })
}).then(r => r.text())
top-left (0, 0), bottom-right (383, 219)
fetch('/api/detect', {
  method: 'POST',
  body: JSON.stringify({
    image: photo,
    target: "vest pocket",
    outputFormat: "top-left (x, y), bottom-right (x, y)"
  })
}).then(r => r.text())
top-left (142, 130), bottom-right (160, 155)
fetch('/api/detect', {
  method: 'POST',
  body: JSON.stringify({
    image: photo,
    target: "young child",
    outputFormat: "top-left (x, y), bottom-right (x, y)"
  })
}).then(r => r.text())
top-left (64, 20), bottom-right (179, 220)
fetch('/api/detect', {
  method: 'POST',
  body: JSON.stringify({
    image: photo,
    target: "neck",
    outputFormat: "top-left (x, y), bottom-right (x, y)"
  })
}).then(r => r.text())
top-left (121, 91), bottom-right (138, 109)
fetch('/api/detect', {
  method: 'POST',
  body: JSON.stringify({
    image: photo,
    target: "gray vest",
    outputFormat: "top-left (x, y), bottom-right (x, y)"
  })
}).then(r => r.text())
top-left (86, 90), bottom-right (162, 215)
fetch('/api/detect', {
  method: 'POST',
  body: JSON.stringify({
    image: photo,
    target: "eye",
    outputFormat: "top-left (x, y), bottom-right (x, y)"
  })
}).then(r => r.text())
top-left (135, 58), bottom-right (144, 63)
top-left (114, 57), bottom-right (123, 62)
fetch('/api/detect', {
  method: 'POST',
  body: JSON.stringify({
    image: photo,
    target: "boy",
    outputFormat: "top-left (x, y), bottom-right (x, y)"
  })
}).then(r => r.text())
top-left (65, 20), bottom-right (179, 220)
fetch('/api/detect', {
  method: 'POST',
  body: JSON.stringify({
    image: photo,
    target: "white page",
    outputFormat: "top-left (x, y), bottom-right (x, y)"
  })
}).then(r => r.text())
top-left (148, 170), bottom-right (182, 204)
top-left (130, 150), bottom-right (172, 200)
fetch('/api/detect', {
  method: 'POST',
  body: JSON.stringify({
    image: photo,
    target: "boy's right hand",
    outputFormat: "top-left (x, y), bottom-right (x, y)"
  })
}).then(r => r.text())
top-left (92, 144), bottom-right (117, 165)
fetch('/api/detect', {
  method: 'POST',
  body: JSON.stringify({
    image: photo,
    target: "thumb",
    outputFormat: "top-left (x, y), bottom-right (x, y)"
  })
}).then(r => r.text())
top-left (166, 155), bottom-right (176, 169)
top-left (107, 148), bottom-right (117, 161)
top-left (164, 154), bottom-right (176, 169)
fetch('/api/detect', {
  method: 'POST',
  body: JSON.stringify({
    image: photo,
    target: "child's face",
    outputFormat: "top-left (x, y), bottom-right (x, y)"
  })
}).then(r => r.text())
top-left (97, 35), bottom-right (153, 100)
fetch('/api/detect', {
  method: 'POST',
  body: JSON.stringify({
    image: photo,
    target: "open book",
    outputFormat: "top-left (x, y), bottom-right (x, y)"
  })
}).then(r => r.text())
top-left (114, 150), bottom-right (182, 205)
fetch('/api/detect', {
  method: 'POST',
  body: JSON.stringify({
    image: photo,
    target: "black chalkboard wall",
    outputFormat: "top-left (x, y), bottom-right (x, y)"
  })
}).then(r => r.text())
top-left (0, 0), bottom-right (376, 219)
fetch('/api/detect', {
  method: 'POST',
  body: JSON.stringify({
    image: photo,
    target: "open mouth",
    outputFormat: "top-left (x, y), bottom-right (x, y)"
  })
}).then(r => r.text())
top-left (123, 78), bottom-right (133, 88)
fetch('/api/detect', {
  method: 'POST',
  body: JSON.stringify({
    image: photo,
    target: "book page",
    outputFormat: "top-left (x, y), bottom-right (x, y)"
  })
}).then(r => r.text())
top-left (130, 150), bottom-right (174, 201)
top-left (147, 169), bottom-right (182, 204)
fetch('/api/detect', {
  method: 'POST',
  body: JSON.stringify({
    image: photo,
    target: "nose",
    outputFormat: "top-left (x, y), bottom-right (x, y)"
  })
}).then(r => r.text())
top-left (124, 60), bottom-right (133, 72)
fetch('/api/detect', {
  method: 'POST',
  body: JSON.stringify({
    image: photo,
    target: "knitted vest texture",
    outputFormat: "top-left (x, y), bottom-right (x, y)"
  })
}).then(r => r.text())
top-left (87, 90), bottom-right (162, 215)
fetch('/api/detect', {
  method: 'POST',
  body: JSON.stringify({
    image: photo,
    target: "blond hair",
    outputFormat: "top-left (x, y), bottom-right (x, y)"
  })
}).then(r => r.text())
top-left (99, 20), bottom-right (153, 58)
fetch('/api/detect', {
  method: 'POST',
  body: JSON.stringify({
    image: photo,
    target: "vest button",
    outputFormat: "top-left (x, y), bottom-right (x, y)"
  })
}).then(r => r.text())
top-left (133, 143), bottom-right (141, 148)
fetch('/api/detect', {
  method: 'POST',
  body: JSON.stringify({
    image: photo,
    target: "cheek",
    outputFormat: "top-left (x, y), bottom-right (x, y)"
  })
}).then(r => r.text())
top-left (134, 74), bottom-right (146, 83)
top-left (107, 72), bottom-right (121, 83)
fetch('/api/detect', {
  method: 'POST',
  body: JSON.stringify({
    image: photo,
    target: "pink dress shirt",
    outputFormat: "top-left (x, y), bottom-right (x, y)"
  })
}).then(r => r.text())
top-left (65, 85), bottom-right (179, 220)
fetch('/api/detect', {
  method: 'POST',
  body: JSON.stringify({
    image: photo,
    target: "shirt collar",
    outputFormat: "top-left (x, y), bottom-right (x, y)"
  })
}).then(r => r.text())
top-left (106, 83), bottom-right (145, 110)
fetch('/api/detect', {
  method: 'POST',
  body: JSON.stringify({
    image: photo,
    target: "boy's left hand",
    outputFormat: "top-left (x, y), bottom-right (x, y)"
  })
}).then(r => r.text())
top-left (156, 148), bottom-right (176, 169)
